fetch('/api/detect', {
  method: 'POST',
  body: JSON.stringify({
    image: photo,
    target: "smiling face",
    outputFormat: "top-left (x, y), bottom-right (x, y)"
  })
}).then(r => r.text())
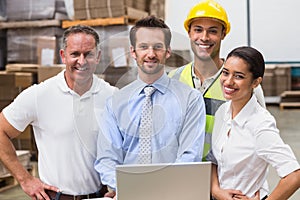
top-left (130, 27), bottom-right (171, 83)
top-left (188, 17), bottom-right (225, 62)
top-left (60, 32), bottom-right (100, 89)
top-left (221, 56), bottom-right (261, 106)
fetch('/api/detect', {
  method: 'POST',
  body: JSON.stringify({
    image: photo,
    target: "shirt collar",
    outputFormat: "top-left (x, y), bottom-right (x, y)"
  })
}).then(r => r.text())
top-left (191, 61), bottom-right (224, 79)
top-left (232, 95), bottom-right (258, 127)
top-left (192, 62), bottom-right (224, 92)
top-left (57, 70), bottom-right (100, 96)
top-left (136, 73), bottom-right (170, 95)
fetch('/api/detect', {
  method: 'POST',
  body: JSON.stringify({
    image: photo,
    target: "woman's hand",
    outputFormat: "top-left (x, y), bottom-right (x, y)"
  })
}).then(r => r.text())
top-left (212, 188), bottom-right (244, 200)
top-left (232, 191), bottom-right (260, 200)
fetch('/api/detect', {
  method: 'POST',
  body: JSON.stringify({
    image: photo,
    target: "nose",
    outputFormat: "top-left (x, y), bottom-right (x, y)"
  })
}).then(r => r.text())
top-left (146, 47), bottom-right (156, 58)
top-left (77, 54), bottom-right (87, 65)
top-left (224, 75), bottom-right (234, 85)
top-left (200, 30), bottom-right (209, 41)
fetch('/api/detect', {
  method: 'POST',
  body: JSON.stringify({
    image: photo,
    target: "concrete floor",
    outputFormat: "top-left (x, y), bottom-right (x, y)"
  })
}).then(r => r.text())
top-left (0, 105), bottom-right (299, 200)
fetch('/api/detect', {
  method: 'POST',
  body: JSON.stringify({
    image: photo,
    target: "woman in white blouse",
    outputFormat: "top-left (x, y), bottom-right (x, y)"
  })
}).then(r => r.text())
top-left (209, 46), bottom-right (300, 200)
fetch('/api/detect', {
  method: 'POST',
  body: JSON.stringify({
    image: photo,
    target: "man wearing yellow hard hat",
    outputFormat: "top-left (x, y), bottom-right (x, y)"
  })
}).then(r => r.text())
top-left (169, 0), bottom-right (265, 160)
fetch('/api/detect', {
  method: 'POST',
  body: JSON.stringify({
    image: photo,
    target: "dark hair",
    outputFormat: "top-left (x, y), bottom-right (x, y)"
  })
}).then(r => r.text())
top-left (62, 25), bottom-right (100, 50)
top-left (129, 15), bottom-right (172, 48)
top-left (226, 46), bottom-right (265, 79)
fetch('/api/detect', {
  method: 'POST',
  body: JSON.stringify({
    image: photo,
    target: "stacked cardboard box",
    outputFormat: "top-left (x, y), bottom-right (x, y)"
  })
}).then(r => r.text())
top-left (7, 27), bottom-right (63, 64)
top-left (65, 0), bottom-right (148, 20)
top-left (6, 0), bottom-right (68, 21)
top-left (149, 0), bottom-right (165, 19)
top-left (37, 65), bottom-right (65, 83)
top-left (5, 63), bottom-right (65, 84)
top-left (0, 72), bottom-right (24, 111)
top-left (262, 64), bottom-right (291, 97)
top-left (1, 64), bottom-right (64, 159)
top-left (93, 25), bottom-right (135, 73)
top-left (0, 66), bottom-right (37, 110)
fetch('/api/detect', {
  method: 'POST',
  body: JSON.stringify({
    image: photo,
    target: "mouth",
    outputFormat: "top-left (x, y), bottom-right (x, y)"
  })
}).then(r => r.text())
top-left (74, 66), bottom-right (87, 71)
top-left (195, 42), bottom-right (213, 50)
top-left (223, 86), bottom-right (237, 95)
top-left (144, 60), bottom-right (158, 66)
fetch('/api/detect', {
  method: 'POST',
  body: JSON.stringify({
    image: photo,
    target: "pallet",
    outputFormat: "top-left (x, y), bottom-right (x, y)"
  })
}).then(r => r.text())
top-left (280, 102), bottom-right (300, 110)
top-left (279, 90), bottom-right (300, 110)
top-left (0, 166), bottom-right (35, 193)
top-left (0, 20), bottom-right (61, 29)
top-left (0, 174), bottom-right (19, 192)
top-left (62, 16), bottom-right (141, 28)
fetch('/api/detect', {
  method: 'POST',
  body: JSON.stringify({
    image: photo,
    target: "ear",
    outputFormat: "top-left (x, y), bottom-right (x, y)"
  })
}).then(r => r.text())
top-left (252, 77), bottom-right (262, 89)
top-left (60, 49), bottom-right (66, 64)
top-left (188, 30), bottom-right (191, 39)
top-left (165, 47), bottom-right (172, 59)
top-left (221, 30), bottom-right (226, 40)
top-left (130, 46), bottom-right (137, 60)
top-left (96, 50), bottom-right (101, 64)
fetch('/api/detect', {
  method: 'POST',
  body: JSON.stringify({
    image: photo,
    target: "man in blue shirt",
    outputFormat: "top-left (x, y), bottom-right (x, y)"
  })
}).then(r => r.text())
top-left (94, 15), bottom-right (206, 199)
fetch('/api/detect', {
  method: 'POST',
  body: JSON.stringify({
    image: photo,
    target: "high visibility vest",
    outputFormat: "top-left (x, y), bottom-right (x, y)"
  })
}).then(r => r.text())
top-left (168, 62), bottom-right (226, 160)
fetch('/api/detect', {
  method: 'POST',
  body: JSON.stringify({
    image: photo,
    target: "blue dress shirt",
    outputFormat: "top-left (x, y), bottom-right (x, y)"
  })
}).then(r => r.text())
top-left (94, 73), bottom-right (206, 190)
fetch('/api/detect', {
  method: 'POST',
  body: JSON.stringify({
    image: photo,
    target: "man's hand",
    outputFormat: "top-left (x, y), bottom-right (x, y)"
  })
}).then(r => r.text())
top-left (20, 176), bottom-right (59, 200)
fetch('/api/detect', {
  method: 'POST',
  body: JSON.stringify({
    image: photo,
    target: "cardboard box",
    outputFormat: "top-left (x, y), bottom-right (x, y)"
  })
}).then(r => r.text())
top-left (0, 72), bottom-right (15, 86)
top-left (65, 0), bottom-right (148, 20)
top-left (0, 69), bottom-right (36, 89)
top-left (14, 72), bottom-right (35, 88)
top-left (7, 27), bottom-right (63, 64)
top-left (93, 25), bottom-right (133, 72)
top-left (37, 37), bottom-right (57, 66)
top-left (108, 36), bottom-right (131, 68)
top-left (149, 0), bottom-right (165, 19)
top-left (0, 100), bottom-right (12, 112)
top-left (274, 66), bottom-right (291, 96)
top-left (38, 65), bottom-right (65, 83)
top-left (0, 86), bottom-right (20, 101)
top-left (6, 0), bottom-right (67, 21)
top-left (5, 64), bottom-right (39, 73)
top-left (262, 64), bottom-right (291, 96)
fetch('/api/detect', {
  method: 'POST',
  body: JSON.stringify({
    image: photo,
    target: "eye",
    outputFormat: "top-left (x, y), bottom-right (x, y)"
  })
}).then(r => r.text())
top-left (193, 27), bottom-right (203, 33)
top-left (85, 52), bottom-right (95, 58)
top-left (138, 44), bottom-right (148, 50)
top-left (208, 29), bottom-right (218, 34)
top-left (234, 74), bottom-right (245, 79)
top-left (153, 44), bottom-right (164, 51)
top-left (70, 52), bottom-right (79, 57)
top-left (222, 70), bottom-right (229, 76)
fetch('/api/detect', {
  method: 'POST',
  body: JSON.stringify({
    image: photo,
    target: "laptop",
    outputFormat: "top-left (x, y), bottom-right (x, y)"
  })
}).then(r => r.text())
top-left (115, 162), bottom-right (212, 200)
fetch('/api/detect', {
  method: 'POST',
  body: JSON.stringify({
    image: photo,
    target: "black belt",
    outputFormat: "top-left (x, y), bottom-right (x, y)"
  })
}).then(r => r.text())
top-left (45, 186), bottom-right (107, 200)
top-left (211, 195), bottom-right (268, 200)
top-left (261, 195), bottom-right (268, 200)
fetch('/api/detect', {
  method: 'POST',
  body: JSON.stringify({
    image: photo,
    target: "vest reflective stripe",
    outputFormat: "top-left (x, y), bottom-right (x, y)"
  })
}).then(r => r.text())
top-left (205, 115), bottom-right (215, 136)
top-left (204, 97), bottom-right (225, 116)
top-left (169, 62), bottom-right (226, 160)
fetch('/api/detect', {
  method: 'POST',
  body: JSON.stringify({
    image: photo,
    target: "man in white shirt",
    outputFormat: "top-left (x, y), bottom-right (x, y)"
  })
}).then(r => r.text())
top-left (0, 25), bottom-right (118, 200)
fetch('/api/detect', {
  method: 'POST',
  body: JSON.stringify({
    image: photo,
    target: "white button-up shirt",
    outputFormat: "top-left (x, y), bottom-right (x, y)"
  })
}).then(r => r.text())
top-left (211, 95), bottom-right (300, 198)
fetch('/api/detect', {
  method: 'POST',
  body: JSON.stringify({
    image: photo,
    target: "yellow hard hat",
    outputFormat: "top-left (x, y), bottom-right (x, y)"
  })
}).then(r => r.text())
top-left (184, 0), bottom-right (231, 35)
